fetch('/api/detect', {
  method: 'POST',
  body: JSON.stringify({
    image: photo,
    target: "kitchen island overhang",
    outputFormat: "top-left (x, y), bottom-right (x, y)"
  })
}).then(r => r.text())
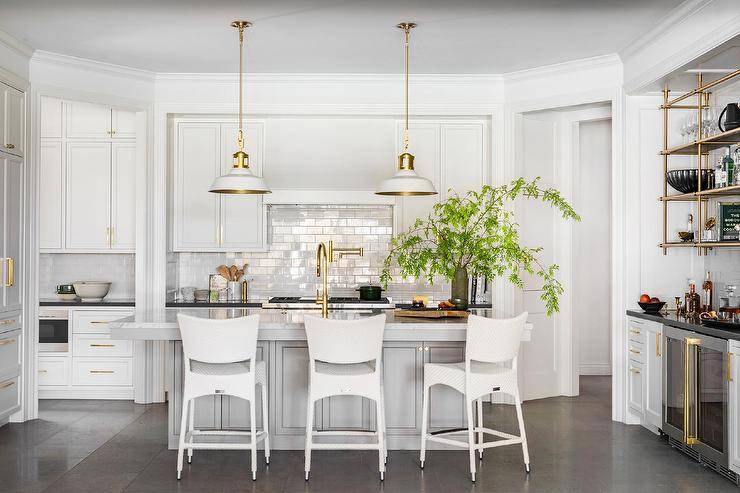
top-left (111, 308), bottom-right (532, 450)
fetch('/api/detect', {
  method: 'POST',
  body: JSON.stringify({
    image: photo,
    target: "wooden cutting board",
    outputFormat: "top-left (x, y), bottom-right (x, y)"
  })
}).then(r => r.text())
top-left (394, 309), bottom-right (469, 319)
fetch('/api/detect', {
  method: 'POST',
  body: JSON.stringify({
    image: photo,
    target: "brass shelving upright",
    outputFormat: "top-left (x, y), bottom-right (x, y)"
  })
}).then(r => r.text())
top-left (659, 69), bottom-right (740, 254)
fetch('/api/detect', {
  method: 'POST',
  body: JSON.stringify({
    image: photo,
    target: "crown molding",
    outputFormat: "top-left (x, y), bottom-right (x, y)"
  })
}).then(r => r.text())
top-left (0, 27), bottom-right (34, 58)
top-left (503, 54), bottom-right (622, 84)
top-left (154, 72), bottom-right (504, 86)
top-left (31, 50), bottom-right (155, 82)
top-left (619, 0), bottom-right (713, 60)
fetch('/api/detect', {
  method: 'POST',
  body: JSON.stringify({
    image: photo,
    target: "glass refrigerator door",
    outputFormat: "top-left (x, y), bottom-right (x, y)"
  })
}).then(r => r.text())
top-left (697, 345), bottom-right (726, 453)
top-left (665, 336), bottom-right (686, 433)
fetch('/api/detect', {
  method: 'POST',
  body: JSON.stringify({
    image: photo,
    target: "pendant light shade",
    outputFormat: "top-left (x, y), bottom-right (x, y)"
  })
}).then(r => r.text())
top-left (209, 21), bottom-right (271, 195)
top-left (376, 22), bottom-right (437, 197)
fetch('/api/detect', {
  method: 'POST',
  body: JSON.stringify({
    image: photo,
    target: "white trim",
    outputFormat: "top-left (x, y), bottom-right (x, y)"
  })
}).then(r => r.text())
top-left (31, 50), bottom-right (155, 82)
top-left (0, 67), bottom-right (28, 92)
top-left (264, 189), bottom-right (396, 205)
top-left (0, 27), bottom-right (34, 58)
top-left (580, 364), bottom-right (612, 376)
top-left (155, 72), bottom-right (504, 86)
top-left (504, 54), bottom-right (621, 84)
top-left (39, 388), bottom-right (134, 400)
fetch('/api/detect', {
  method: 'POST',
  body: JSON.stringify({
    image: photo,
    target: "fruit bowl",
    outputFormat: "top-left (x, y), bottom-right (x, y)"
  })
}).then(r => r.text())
top-left (666, 169), bottom-right (714, 194)
top-left (638, 301), bottom-right (665, 313)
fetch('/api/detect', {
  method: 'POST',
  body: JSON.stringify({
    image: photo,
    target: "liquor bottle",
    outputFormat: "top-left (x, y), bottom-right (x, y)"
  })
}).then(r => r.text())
top-left (686, 279), bottom-right (701, 316)
top-left (723, 148), bottom-right (735, 187)
top-left (702, 271), bottom-right (713, 312)
top-left (687, 213), bottom-right (694, 241)
top-left (715, 158), bottom-right (727, 188)
top-left (735, 147), bottom-right (740, 185)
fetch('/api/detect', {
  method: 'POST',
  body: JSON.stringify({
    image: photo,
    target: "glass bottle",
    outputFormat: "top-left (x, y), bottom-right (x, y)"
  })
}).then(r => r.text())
top-left (686, 279), bottom-right (701, 316)
top-left (702, 271), bottom-right (713, 312)
top-left (715, 157), bottom-right (726, 188)
top-left (723, 148), bottom-right (735, 187)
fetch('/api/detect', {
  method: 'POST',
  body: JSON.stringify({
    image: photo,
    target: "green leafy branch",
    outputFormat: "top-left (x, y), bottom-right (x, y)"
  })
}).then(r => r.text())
top-left (380, 178), bottom-right (580, 316)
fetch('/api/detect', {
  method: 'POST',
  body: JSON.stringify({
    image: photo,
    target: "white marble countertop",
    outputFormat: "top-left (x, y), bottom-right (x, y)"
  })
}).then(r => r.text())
top-left (109, 307), bottom-right (532, 342)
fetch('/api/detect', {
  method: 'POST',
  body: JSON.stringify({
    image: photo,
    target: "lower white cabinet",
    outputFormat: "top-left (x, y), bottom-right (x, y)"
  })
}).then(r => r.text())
top-left (729, 340), bottom-right (740, 475)
top-left (626, 316), bottom-right (663, 434)
top-left (39, 307), bottom-right (134, 399)
top-left (628, 359), bottom-right (644, 415)
top-left (0, 311), bottom-right (21, 423)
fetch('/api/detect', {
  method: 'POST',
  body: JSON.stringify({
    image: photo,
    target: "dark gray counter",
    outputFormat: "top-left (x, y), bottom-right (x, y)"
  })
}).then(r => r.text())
top-left (165, 301), bottom-right (263, 308)
top-left (627, 309), bottom-right (740, 341)
top-left (40, 298), bottom-right (135, 307)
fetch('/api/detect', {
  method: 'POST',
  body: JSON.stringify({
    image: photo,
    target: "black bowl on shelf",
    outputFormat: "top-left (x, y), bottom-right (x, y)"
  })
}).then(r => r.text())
top-left (666, 169), bottom-right (714, 194)
top-left (638, 301), bottom-right (666, 313)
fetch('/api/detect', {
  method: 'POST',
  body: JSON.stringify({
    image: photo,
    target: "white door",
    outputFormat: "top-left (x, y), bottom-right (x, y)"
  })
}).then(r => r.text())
top-left (4, 86), bottom-right (24, 158)
top-left (219, 122), bottom-right (264, 250)
top-left (66, 142), bottom-right (111, 250)
top-left (110, 143), bottom-right (136, 251)
top-left (111, 109), bottom-right (136, 139)
top-left (65, 101), bottom-right (111, 139)
top-left (397, 123), bottom-right (440, 232)
top-left (441, 123), bottom-right (484, 200)
top-left (39, 141), bottom-right (65, 250)
top-left (174, 123), bottom-right (220, 250)
top-left (2, 156), bottom-right (22, 311)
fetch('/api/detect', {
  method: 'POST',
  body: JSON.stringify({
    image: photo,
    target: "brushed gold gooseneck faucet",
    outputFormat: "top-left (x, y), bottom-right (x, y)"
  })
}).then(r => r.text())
top-left (315, 241), bottom-right (364, 318)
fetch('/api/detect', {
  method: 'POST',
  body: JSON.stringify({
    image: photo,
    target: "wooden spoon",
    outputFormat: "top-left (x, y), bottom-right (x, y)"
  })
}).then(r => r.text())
top-left (216, 265), bottom-right (231, 281)
top-left (229, 265), bottom-right (238, 281)
top-left (235, 268), bottom-right (244, 281)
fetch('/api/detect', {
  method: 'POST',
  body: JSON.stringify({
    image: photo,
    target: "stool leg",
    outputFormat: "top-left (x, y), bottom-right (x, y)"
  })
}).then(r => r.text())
top-left (187, 400), bottom-right (194, 464)
top-left (377, 397), bottom-right (385, 481)
top-left (250, 394), bottom-right (257, 481)
top-left (476, 398), bottom-right (483, 460)
top-left (305, 396), bottom-right (314, 480)
top-left (515, 391), bottom-right (530, 473)
top-left (177, 397), bottom-right (189, 480)
top-left (261, 382), bottom-right (270, 465)
top-left (419, 384), bottom-right (430, 469)
top-left (379, 383), bottom-right (388, 464)
top-left (466, 396), bottom-right (476, 482)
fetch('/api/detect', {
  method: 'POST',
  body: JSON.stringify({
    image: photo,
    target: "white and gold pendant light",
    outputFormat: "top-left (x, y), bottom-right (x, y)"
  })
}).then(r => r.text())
top-left (376, 22), bottom-right (437, 196)
top-left (209, 20), bottom-right (271, 194)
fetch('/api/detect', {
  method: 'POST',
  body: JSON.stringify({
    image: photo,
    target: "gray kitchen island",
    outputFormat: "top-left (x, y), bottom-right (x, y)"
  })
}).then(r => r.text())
top-left (110, 308), bottom-right (532, 450)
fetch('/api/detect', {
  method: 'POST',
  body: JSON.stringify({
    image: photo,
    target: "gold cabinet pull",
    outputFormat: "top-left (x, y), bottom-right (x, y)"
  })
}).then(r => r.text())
top-left (90, 344), bottom-right (115, 348)
top-left (656, 333), bottom-right (661, 357)
top-left (38, 369), bottom-right (47, 373)
top-left (729, 352), bottom-right (733, 383)
top-left (4, 258), bottom-right (13, 287)
top-left (0, 338), bottom-right (16, 346)
top-left (629, 329), bottom-right (641, 335)
top-left (89, 370), bottom-right (114, 374)
top-left (0, 380), bottom-right (14, 389)
top-left (629, 367), bottom-right (641, 374)
top-left (0, 319), bottom-right (15, 326)
top-left (629, 348), bottom-right (641, 355)
top-left (110, 227), bottom-right (115, 247)
top-left (90, 321), bottom-right (109, 325)
top-left (4, 143), bottom-right (15, 149)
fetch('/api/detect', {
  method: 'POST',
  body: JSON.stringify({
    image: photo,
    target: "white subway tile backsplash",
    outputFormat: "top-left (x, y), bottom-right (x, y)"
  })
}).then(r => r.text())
top-left (40, 253), bottom-right (136, 299)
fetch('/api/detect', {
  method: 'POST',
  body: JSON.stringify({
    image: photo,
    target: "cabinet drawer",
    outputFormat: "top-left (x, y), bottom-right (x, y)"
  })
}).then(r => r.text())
top-left (628, 341), bottom-right (645, 364)
top-left (73, 334), bottom-right (132, 357)
top-left (0, 312), bottom-right (21, 334)
top-left (73, 358), bottom-right (132, 386)
top-left (0, 376), bottom-right (20, 417)
top-left (38, 357), bottom-right (70, 386)
top-left (73, 310), bottom-right (132, 334)
top-left (0, 330), bottom-right (21, 376)
top-left (627, 320), bottom-right (646, 345)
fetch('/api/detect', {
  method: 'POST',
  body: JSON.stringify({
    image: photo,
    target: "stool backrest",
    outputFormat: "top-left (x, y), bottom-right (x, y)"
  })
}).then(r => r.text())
top-left (304, 313), bottom-right (386, 365)
top-left (177, 313), bottom-right (260, 364)
top-left (465, 312), bottom-right (528, 364)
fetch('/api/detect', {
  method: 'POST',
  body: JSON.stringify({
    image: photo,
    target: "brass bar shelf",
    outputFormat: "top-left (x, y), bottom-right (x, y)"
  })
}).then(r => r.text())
top-left (660, 242), bottom-right (740, 249)
top-left (660, 184), bottom-right (740, 201)
top-left (664, 69), bottom-right (740, 107)
top-left (660, 126), bottom-right (740, 156)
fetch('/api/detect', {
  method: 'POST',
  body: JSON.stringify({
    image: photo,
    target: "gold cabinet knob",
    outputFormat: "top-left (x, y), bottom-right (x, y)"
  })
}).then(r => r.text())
top-left (4, 143), bottom-right (15, 149)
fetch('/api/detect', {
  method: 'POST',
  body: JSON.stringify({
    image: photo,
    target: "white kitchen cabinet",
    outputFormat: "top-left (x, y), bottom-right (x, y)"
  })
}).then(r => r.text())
top-left (441, 123), bottom-right (485, 199)
top-left (65, 101), bottom-right (112, 139)
top-left (40, 97), bottom-right (63, 139)
top-left (0, 327), bottom-right (21, 379)
top-left (3, 84), bottom-right (24, 158)
top-left (111, 109), bottom-right (137, 139)
top-left (39, 141), bottom-right (64, 249)
top-left (65, 142), bottom-right (112, 250)
top-left (172, 120), bottom-right (265, 252)
top-left (643, 324), bottom-right (663, 433)
top-left (110, 143), bottom-right (137, 250)
top-left (1, 155), bottom-right (22, 313)
top-left (628, 360), bottom-right (644, 416)
top-left (729, 340), bottom-right (740, 475)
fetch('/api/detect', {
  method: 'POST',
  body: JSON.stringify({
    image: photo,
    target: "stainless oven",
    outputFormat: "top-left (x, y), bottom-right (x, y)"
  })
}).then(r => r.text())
top-left (663, 325), bottom-right (730, 475)
top-left (38, 308), bottom-right (69, 352)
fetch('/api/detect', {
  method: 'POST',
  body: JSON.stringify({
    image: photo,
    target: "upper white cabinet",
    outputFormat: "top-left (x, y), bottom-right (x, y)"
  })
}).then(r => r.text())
top-left (1, 155), bottom-right (22, 313)
top-left (396, 120), bottom-right (487, 232)
top-left (64, 101), bottom-right (135, 140)
top-left (172, 119), bottom-right (266, 252)
top-left (40, 97), bottom-right (137, 253)
top-left (1, 82), bottom-right (24, 158)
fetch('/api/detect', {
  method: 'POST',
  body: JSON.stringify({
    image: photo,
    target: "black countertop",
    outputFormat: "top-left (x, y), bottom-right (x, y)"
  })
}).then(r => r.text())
top-left (166, 301), bottom-right (264, 308)
top-left (626, 309), bottom-right (740, 341)
top-left (40, 298), bottom-right (135, 307)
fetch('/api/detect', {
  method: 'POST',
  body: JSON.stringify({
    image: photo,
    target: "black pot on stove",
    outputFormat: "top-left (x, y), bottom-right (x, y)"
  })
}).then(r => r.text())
top-left (356, 285), bottom-right (384, 301)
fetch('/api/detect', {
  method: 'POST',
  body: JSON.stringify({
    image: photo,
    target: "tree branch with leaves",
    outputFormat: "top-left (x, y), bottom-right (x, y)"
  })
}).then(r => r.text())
top-left (380, 178), bottom-right (580, 315)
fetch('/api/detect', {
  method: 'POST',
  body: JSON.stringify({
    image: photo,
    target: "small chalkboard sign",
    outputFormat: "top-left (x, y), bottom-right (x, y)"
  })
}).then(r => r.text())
top-left (719, 202), bottom-right (740, 241)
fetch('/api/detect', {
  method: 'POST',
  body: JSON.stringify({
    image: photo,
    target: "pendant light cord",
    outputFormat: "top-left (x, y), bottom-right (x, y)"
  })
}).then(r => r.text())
top-left (403, 25), bottom-right (409, 152)
top-left (237, 24), bottom-right (245, 151)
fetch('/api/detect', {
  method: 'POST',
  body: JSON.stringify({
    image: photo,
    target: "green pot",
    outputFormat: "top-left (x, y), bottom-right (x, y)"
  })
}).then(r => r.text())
top-left (450, 267), bottom-right (469, 308)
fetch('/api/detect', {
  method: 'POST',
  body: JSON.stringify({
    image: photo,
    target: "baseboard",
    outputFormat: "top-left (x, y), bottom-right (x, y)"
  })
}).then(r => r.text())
top-left (580, 364), bottom-right (612, 376)
top-left (39, 387), bottom-right (134, 400)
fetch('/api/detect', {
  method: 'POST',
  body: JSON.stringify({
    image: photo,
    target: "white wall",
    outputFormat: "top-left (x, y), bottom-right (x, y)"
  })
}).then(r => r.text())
top-left (576, 119), bottom-right (612, 376)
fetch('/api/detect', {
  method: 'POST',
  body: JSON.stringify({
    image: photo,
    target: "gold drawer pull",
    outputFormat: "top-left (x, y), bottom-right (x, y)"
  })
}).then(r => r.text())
top-left (629, 368), bottom-right (641, 374)
top-left (5, 257), bottom-right (13, 287)
top-left (729, 353), bottom-right (733, 383)
top-left (90, 370), bottom-right (114, 374)
top-left (0, 338), bottom-right (15, 345)
top-left (0, 319), bottom-right (15, 325)
top-left (90, 321), bottom-right (109, 325)
top-left (38, 369), bottom-right (47, 373)
top-left (90, 344), bottom-right (115, 348)
top-left (0, 380), bottom-right (14, 389)
top-left (629, 348), bottom-right (641, 355)
top-left (4, 143), bottom-right (15, 149)
top-left (629, 329), bottom-right (641, 335)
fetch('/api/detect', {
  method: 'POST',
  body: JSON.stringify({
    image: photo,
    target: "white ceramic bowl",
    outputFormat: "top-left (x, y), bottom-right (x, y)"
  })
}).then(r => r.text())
top-left (57, 293), bottom-right (77, 301)
top-left (73, 281), bottom-right (111, 302)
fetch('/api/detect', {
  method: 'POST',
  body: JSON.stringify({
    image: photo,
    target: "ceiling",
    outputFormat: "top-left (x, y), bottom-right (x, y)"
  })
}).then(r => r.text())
top-left (0, 0), bottom-right (687, 74)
